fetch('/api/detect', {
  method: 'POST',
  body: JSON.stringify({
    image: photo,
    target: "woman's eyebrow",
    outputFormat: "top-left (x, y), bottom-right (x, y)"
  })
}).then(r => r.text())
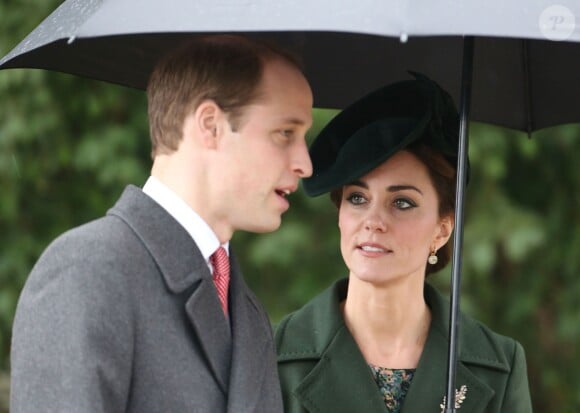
top-left (346, 180), bottom-right (368, 189)
top-left (345, 181), bottom-right (423, 195)
top-left (387, 184), bottom-right (423, 195)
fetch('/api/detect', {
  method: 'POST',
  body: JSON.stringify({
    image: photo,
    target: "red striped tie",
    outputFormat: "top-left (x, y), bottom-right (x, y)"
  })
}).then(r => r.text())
top-left (210, 247), bottom-right (230, 317)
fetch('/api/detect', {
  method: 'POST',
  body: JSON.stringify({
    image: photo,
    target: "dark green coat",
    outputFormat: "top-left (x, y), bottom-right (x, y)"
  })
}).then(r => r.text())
top-left (275, 279), bottom-right (533, 413)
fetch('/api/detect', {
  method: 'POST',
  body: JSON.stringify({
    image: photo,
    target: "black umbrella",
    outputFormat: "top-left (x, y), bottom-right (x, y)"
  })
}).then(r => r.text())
top-left (1, 1), bottom-right (579, 131)
top-left (2, 1), bottom-right (579, 410)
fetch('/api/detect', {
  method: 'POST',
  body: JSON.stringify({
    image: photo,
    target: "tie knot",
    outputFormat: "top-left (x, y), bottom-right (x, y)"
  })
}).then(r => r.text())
top-left (211, 247), bottom-right (230, 278)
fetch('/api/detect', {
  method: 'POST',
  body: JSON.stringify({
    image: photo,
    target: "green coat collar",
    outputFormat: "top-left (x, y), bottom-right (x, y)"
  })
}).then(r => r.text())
top-left (276, 279), bottom-right (511, 413)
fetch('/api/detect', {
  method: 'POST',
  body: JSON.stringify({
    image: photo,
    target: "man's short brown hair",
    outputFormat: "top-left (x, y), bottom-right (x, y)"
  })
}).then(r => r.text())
top-left (147, 35), bottom-right (302, 157)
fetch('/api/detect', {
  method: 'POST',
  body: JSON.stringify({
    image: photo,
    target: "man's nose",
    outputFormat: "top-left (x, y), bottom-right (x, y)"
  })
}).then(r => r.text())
top-left (293, 139), bottom-right (313, 178)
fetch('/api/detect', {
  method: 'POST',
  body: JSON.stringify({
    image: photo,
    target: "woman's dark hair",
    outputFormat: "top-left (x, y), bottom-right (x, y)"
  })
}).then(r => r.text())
top-left (330, 143), bottom-right (456, 276)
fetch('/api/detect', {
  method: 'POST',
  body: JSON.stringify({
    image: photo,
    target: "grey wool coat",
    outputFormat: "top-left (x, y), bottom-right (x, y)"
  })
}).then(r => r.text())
top-left (275, 278), bottom-right (533, 413)
top-left (10, 185), bottom-right (283, 413)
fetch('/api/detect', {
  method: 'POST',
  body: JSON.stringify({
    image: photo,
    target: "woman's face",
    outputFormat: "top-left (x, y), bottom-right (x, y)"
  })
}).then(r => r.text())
top-left (338, 150), bottom-right (453, 287)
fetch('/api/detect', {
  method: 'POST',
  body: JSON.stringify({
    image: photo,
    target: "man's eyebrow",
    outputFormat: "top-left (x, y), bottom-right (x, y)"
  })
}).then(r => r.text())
top-left (282, 117), bottom-right (308, 125)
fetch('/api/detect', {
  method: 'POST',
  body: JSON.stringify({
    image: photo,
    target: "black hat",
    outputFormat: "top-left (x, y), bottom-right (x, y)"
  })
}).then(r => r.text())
top-left (303, 72), bottom-right (462, 196)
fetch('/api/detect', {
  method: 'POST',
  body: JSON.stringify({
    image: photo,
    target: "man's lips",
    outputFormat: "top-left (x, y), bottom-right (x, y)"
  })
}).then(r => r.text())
top-left (275, 183), bottom-right (298, 199)
top-left (275, 188), bottom-right (291, 198)
top-left (274, 187), bottom-right (296, 211)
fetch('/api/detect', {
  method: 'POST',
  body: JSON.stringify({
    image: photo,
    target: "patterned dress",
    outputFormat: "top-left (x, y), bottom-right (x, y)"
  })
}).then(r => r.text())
top-left (369, 365), bottom-right (416, 413)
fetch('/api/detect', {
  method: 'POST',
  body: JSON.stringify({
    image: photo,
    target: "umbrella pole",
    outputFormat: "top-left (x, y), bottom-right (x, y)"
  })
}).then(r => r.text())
top-left (443, 35), bottom-right (474, 413)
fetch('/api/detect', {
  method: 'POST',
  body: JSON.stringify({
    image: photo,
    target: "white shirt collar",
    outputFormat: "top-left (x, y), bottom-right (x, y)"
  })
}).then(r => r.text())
top-left (142, 176), bottom-right (229, 265)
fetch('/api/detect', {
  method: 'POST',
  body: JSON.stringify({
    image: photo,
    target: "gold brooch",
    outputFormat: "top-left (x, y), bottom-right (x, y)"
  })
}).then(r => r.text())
top-left (439, 385), bottom-right (468, 412)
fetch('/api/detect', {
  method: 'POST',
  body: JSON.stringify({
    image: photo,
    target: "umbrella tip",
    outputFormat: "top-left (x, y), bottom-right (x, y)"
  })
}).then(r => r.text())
top-left (400, 33), bottom-right (409, 43)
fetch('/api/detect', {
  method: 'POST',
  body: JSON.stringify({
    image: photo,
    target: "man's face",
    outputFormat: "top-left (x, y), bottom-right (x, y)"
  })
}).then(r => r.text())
top-left (210, 58), bottom-right (313, 237)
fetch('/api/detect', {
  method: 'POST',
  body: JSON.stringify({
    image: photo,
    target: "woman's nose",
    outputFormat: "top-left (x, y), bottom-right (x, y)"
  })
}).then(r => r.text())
top-left (364, 213), bottom-right (387, 232)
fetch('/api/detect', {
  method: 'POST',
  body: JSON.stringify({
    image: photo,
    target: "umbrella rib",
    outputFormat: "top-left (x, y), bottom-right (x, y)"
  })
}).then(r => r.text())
top-left (444, 35), bottom-right (474, 413)
top-left (521, 39), bottom-right (534, 137)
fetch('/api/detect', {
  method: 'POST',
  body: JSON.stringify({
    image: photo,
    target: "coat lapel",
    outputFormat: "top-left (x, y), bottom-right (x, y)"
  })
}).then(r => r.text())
top-left (401, 322), bottom-right (495, 413)
top-left (293, 325), bottom-right (388, 413)
top-left (109, 185), bottom-right (232, 394)
top-left (401, 284), bottom-right (500, 413)
top-left (226, 253), bottom-right (273, 413)
top-left (277, 278), bottom-right (387, 412)
top-left (184, 279), bottom-right (232, 394)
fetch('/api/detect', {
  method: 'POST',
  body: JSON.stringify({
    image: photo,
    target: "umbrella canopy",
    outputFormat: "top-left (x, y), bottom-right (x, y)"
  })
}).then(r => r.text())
top-left (1, 0), bottom-right (579, 133)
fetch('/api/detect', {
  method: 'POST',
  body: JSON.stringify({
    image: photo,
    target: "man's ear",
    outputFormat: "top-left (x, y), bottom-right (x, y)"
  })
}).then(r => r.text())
top-left (435, 214), bottom-right (455, 249)
top-left (194, 100), bottom-right (222, 149)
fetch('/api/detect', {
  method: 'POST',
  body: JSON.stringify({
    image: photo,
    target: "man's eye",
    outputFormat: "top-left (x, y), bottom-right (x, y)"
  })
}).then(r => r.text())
top-left (280, 129), bottom-right (294, 138)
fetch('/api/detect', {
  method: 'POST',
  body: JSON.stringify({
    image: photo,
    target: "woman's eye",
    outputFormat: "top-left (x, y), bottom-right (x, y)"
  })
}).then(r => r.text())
top-left (394, 198), bottom-right (416, 210)
top-left (346, 193), bottom-right (367, 205)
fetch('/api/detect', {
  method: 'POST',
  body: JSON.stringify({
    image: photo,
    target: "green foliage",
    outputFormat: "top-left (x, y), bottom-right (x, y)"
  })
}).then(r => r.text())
top-left (0, 2), bottom-right (150, 386)
top-left (0, 68), bottom-right (150, 363)
top-left (1, 3), bottom-right (580, 412)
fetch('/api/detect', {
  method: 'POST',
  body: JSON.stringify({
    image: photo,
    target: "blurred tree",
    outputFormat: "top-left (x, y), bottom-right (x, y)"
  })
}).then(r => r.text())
top-left (1, 1), bottom-right (580, 412)
top-left (1, 5), bottom-right (150, 413)
top-left (0, 66), bottom-right (150, 369)
top-left (461, 123), bottom-right (580, 411)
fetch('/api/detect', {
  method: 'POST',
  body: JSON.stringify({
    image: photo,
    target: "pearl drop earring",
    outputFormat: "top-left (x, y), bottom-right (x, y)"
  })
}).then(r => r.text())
top-left (428, 248), bottom-right (438, 265)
